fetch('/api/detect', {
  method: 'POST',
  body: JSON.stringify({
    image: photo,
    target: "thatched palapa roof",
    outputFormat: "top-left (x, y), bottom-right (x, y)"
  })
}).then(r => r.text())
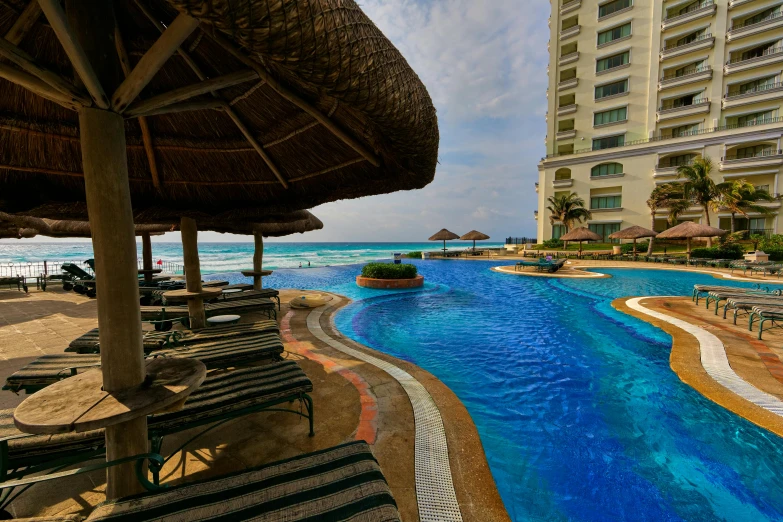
top-left (560, 227), bottom-right (601, 241)
top-left (429, 229), bottom-right (460, 241)
top-left (609, 226), bottom-right (657, 240)
top-left (0, 212), bottom-right (173, 238)
top-left (0, 0), bottom-right (439, 221)
top-left (656, 222), bottom-right (727, 239)
top-left (196, 211), bottom-right (323, 236)
top-left (460, 230), bottom-right (490, 241)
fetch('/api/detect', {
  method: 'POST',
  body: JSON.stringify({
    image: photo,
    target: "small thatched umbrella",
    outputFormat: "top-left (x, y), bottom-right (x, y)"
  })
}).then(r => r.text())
top-left (0, 0), bottom-right (437, 498)
top-left (656, 221), bottom-right (727, 260)
top-left (609, 225), bottom-right (657, 257)
top-left (429, 229), bottom-right (460, 255)
top-left (460, 230), bottom-right (490, 251)
top-left (560, 227), bottom-right (602, 257)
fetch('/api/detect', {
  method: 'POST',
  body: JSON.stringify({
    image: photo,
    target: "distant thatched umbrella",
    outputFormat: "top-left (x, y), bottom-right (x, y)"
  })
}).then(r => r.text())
top-left (460, 230), bottom-right (490, 251)
top-left (429, 229), bottom-right (460, 255)
top-left (656, 222), bottom-right (727, 259)
top-left (560, 227), bottom-right (602, 256)
top-left (609, 226), bottom-right (657, 257)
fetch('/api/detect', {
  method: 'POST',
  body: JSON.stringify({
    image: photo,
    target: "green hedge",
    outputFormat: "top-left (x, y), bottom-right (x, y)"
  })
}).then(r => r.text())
top-left (690, 243), bottom-right (744, 260)
top-left (361, 262), bottom-right (418, 279)
top-left (405, 251), bottom-right (422, 258)
top-left (620, 241), bottom-right (649, 254)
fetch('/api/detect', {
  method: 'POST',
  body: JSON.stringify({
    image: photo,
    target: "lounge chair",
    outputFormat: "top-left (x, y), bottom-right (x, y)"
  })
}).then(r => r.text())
top-left (140, 297), bottom-right (277, 329)
top-left (60, 263), bottom-right (96, 297)
top-left (750, 264), bottom-right (783, 278)
top-left (1, 361), bottom-right (316, 511)
top-left (692, 284), bottom-right (771, 304)
top-left (66, 328), bottom-right (180, 353)
top-left (0, 276), bottom-right (25, 293)
top-left (215, 288), bottom-right (281, 310)
top-left (703, 288), bottom-right (777, 311)
top-left (4, 331), bottom-right (284, 394)
top-left (723, 296), bottom-right (783, 323)
top-left (749, 305), bottom-right (783, 339)
top-left (1, 441), bottom-right (398, 522)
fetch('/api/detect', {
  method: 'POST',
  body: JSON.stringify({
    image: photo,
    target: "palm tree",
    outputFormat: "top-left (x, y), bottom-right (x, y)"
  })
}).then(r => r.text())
top-left (646, 183), bottom-right (690, 255)
top-left (677, 157), bottom-right (718, 246)
top-left (546, 192), bottom-right (592, 232)
top-left (716, 180), bottom-right (775, 233)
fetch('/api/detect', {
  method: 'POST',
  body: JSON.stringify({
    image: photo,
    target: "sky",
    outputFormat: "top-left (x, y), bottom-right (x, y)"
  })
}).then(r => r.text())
top-left (7, 0), bottom-right (551, 244)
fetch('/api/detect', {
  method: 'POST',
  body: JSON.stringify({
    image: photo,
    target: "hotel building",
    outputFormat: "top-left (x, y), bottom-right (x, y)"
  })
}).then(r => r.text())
top-left (537, 0), bottom-right (783, 242)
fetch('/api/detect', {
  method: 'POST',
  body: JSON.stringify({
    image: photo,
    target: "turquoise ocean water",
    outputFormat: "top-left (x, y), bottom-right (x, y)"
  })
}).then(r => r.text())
top-left (0, 242), bottom-right (501, 273)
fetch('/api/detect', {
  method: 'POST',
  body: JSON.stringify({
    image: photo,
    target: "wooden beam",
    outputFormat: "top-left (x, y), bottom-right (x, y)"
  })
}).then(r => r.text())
top-left (222, 103), bottom-right (288, 188)
top-left (124, 69), bottom-right (258, 118)
top-left (0, 37), bottom-right (91, 105)
top-left (206, 30), bottom-right (381, 167)
top-left (0, 62), bottom-right (79, 109)
top-left (5, 0), bottom-right (41, 45)
top-left (37, 0), bottom-right (109, 108)
top-left (111, 13), bottom-right (200, 112)
top-left (129, 98), bottom-right (225, 118)
top-left (115, 26), bottom-right (161, 191)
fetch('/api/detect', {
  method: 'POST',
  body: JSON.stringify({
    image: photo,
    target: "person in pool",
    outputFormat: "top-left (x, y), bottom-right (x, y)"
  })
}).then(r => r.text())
top-left (299, 262), bottom-right (302, 268)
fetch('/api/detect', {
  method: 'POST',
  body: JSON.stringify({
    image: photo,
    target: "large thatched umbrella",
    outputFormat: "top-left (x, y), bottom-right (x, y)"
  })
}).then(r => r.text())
top-left (656, 221), bottom-right (727, 260)
top-left (460, 230), bottom-right (490, 251)
top-left (560, 227), bottom-right (602, 257)
top-left (0, 0), bottom-right (437, 498)
top-left (429, 229), bottom-right (460, 255)
top-left (609, 225), bottom-right (657, 257)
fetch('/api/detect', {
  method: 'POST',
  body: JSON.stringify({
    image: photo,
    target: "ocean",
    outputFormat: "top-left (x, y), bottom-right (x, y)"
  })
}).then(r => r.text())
top-left (0, 242), bottom-right (503, 274)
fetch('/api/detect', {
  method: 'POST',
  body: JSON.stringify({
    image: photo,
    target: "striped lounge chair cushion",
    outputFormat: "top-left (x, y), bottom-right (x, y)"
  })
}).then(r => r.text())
top-left (149, 361), bottom-right (311, 430)
top-left (220, 283), bottom-right (254, 291)
top-left (85, 441), bottom-right (400, 522)
top-left (10, 517), bottom-right (83, 522)
top-left (140, 298), bottom-right (276, 320)
top-left (5, 332), bottom-right (283, 391)
top-left (0, 408), bottom-right (104, 461)
top-left (220, 289), bottom-right (280, 302)
top-left (182, 320), bottom-right (279, 343)
top-left (202, 280), bottom-right (229, 288)
top-left (66, 328), bottom-right (174, 353)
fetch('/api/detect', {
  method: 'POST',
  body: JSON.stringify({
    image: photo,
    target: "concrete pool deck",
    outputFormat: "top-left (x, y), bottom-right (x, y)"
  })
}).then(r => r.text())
top-left (0, 287), bottom-right (508, 521)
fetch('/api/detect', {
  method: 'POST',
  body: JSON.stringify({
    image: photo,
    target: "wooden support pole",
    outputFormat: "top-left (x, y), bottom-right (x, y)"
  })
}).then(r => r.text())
top-left (127, 99), bottom-right (225, 118)
top-left (253, 228), bottom-right (263, 290)
top-left (37, 0), bottom-right (109, 108)
top-left (111, 13), bottom-right (200, 112)
top-left (0, 62), bottom-right (80, 109)
top-left (124, 69), bottom-right (258, 117)
top-left (80, 108), bottom-right (147, 499)
top-left (0, 37), bottom-right (91, 105)
top-left (180, 216), bottom-right (206, 329)
top-left (142, 231), bottom-right (153, 283)
top-left (5, 0), bottom-right (41, 45)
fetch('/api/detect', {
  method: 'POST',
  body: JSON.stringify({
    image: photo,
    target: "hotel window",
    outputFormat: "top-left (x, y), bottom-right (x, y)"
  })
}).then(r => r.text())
top-left (660, 153), bottom-right (696, 167)
top-left (589, 223), bottom-right (621, 242)
top-left (730, 76), bottom-right (778, 96)
top-left (596, 51), bottom-right (629, 72)
top-left (599, 0), bottom-right (632, 18)
top-left (671, 60), bottom-right (707, 78)
top-left (675, 28), bottom-right (707, 47)
top-left (591, 163), bottom-right (623, 177)
top-left (668, 0), bottom-right (711, 18)
top-left (660, 92), bottom-right (705, 110)
top-left (735, 144), bottom-right (774, 158)
top-left (594, 107), bottom-right (627, 126)
top-left (735, 110), bottom-right (775, 127)
top-left (738, 5), bottom-right (782, 28)
top-left (595, 79), bottom-right (628, 99)
top-left (598, 23), bottom-right (631, 45)
top-left (590, 195), bottom-right (622, 209)
top-left (555, 168), bottom-right (572, 180)
top-left (754, 185), bottom-right (771, 193)
top-left (592, 134), bottom-right (625, 150)
top-left (552, 224), bottom-right (567, 239)
top-left (670, 123), bottom-right (700, 137)
top-left (738, 41), bottom-right (782, 61)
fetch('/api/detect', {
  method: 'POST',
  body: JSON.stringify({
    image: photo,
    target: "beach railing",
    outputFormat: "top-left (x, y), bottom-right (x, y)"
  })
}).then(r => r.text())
top-left (0, 259), bottom-right (183, 279)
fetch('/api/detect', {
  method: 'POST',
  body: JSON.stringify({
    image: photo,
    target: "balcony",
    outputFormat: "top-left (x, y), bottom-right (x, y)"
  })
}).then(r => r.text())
top-left (557, 103), bottom-right (578, 116)
top-left (560, 0), bottom-right (581, 15)
top-left (660, 34), bottom-right (714, 61)
top-left (653, 160), bottom-right (694, 177)
top-left (597, 1), bottom-right (633, 22)
top-left (725, 46), bottom-right (783, 74)
top-left (556, 129), bottom-right (576, 140)
top-left (662, 1), bottom-right (716, 31)
top-left (658, 65), bottom-right (712, 90)
top-left (552, 179), bottom-right (574, 188)
top-left (559, 51), bottom-right (579, 66)
top-left (723, 81), bottom-right (783, 108)
top-left (728, 0), bottom-right (757, 7)
top-left (720, 149), bottom-right (783, 170)
top-left (558, 77), bottom-right (579, 91)
top-left (559, 25), bottom-right (581, 40)
top-left (727, 11), bottom-right (783, 41)
top-left (657, 99), bottom-right (710, 121)
top-left (590, 207), bottom-right (623, 213)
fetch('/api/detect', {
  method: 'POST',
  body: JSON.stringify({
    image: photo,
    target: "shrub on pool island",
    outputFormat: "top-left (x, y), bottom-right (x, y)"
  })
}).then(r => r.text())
top-left (405, 251), bottom-right (422, 258)
top-left (361, 262), bottom-right (418, 279)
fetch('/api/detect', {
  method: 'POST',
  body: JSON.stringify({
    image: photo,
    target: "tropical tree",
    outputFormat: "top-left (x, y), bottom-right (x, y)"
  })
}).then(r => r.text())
top-left (546, 192), bottom-right (592, 232)
top-left (646, 183), bottom-right (690, 255)
top-left (677, 157), bottom-right (719, 246)
top-left (715, 179), bottom-right (775, 233)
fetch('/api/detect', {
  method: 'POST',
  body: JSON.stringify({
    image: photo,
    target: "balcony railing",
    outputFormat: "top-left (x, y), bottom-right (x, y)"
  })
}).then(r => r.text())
top-left (729, 10), bottom-right (783, 31)
top-left (661, 64), bottom-right (711, 81)
top-left (664, 1), bottom-right (714, 21)
top-left (659, 97), bottom-right (708, 111)
top-left (657, 159), bottom-right (696, 169)
top-left (506, 237), bottom-right (538, 245)
top-left (543, 116), bottom-right (783, 159)
top-left (722, 149), bottom-right (783, 161)
top-left (725, 81), bottom-right (783, 98)
top-left (727, 45), bottom-right (783, 64)
top-left (662, 33), bottom-right (712, 52)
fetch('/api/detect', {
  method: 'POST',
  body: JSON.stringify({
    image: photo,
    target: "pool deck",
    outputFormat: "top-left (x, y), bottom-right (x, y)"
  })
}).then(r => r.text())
top-left (0, 287), bottom-right (508, 521)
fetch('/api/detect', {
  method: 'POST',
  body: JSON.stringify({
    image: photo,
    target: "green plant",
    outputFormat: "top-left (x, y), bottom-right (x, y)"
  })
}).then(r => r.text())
top-left (361, 263), bottom-right (418, 279)
top-left (715, 180), bottom-right (775, 233)
top-left (546, 192), bottom-right (592, 232)
top-left (540, 238), bottom-right (564, 249)
top-left (405, 251), bottom-right (422, 258)
top-left (677, 157), bottom-right (719, 245)
top-left (646, 183), bottom-right (689, 255)
top-left (690, 243), bottom-right (744, 260)
top-left (620, 240), bottom-right (649, 254)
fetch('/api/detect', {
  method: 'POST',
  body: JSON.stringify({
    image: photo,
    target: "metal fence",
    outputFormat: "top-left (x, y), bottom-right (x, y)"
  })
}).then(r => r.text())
top-left (0, 259), bottom-right (184, 278)
top-left (505, 237), bottom-right (538, 245)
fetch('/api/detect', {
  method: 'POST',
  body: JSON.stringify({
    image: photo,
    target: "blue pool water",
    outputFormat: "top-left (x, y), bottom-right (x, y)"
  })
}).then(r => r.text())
top-left (217, 261), bottom-right (783, 521)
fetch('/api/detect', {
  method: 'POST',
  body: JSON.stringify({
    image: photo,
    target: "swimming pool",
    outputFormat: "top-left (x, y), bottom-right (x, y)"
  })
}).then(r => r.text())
top-left (218, 262), bottom-right (783, 521)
